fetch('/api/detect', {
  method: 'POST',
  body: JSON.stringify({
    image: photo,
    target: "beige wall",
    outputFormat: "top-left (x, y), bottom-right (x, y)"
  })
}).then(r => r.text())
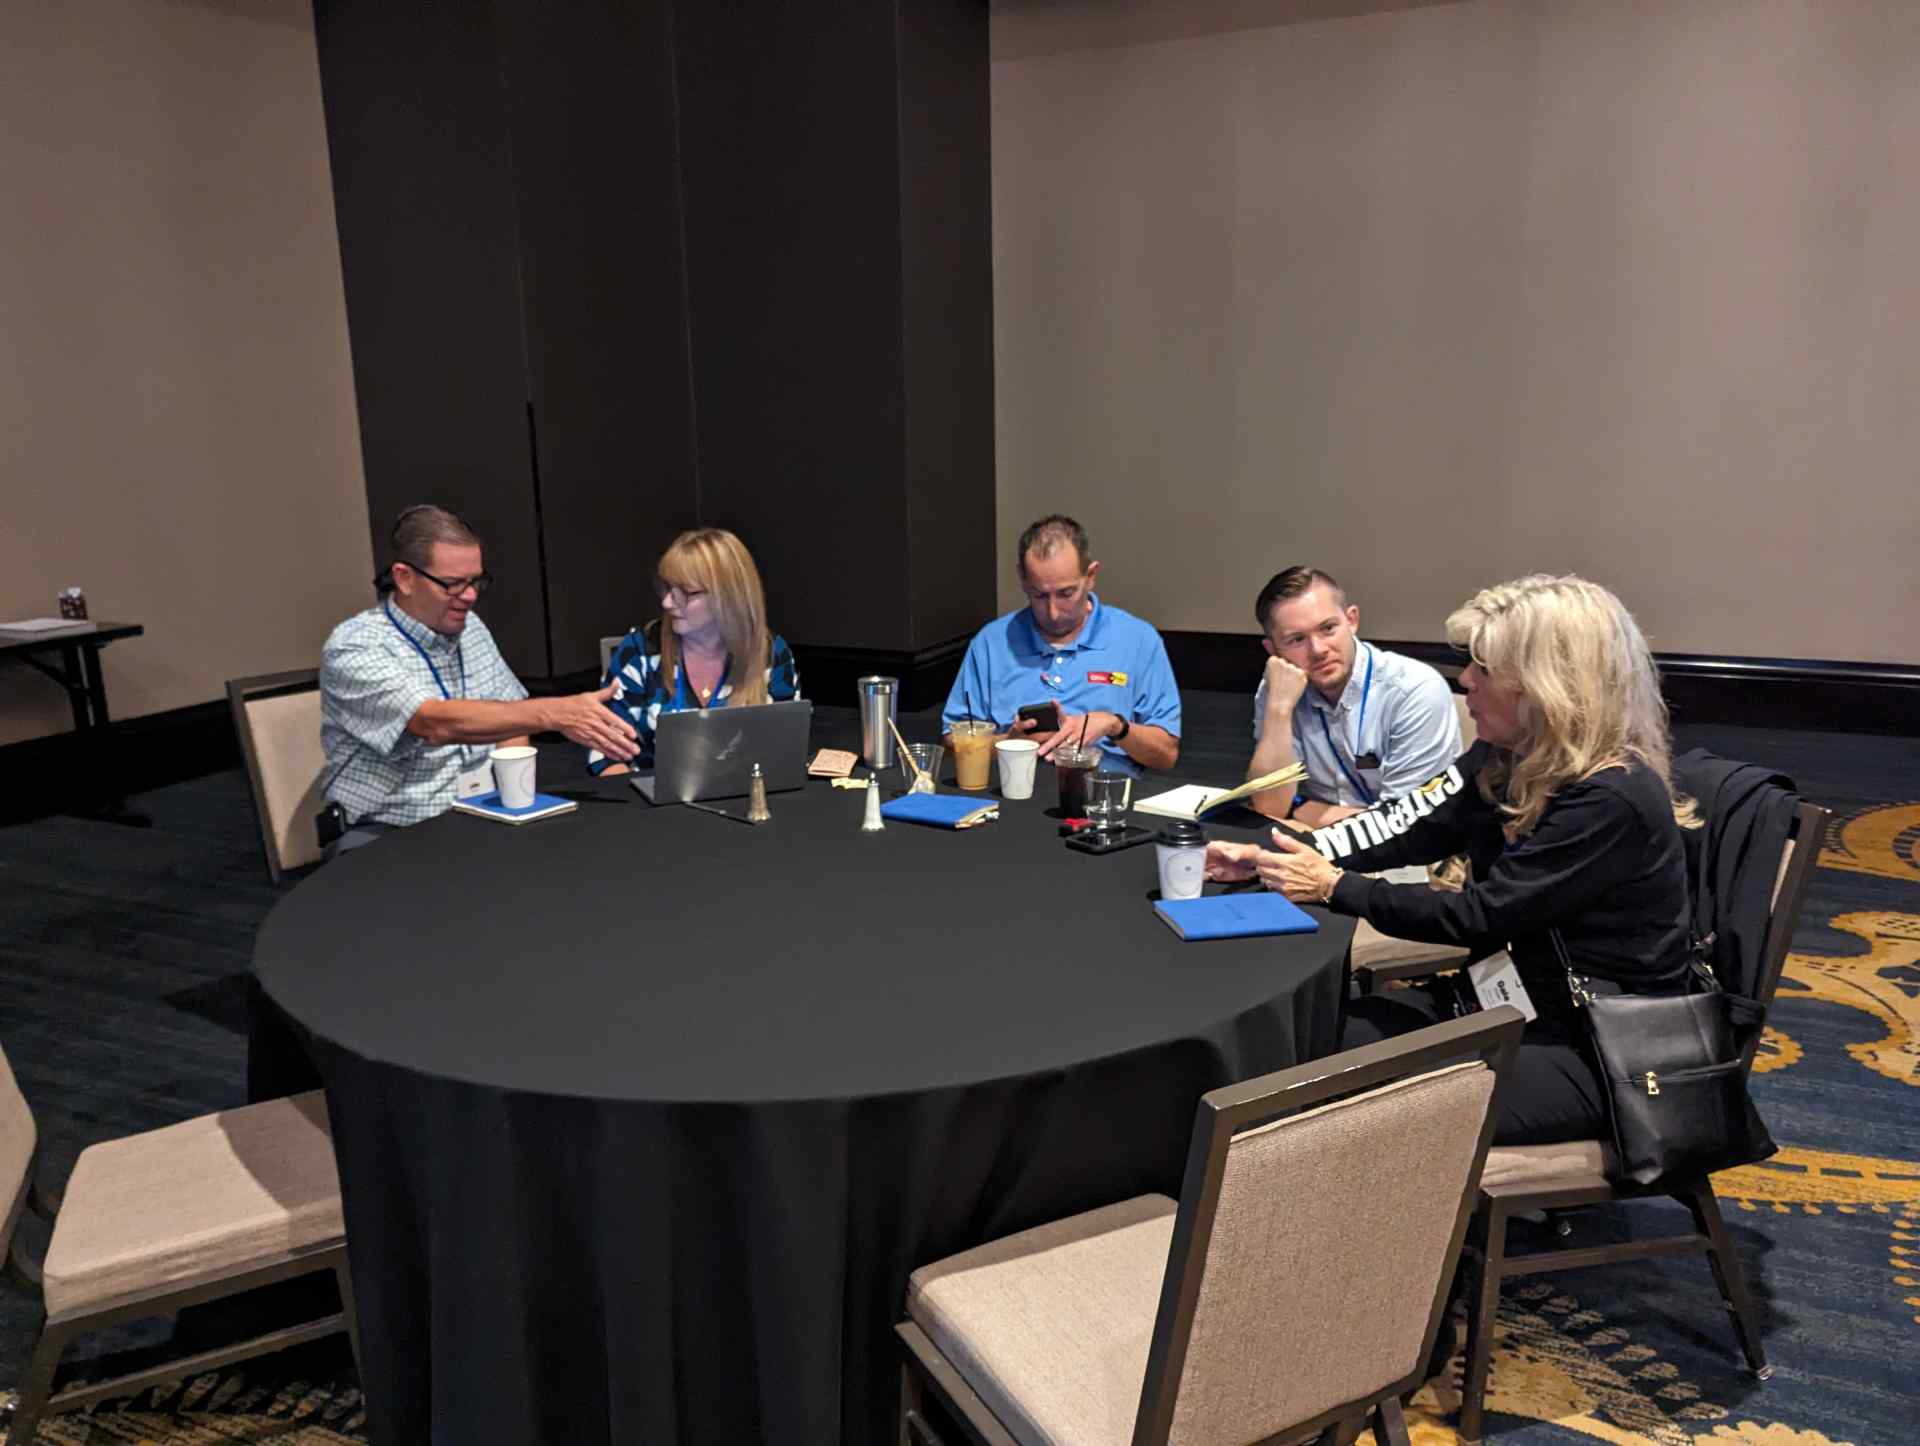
top-left (990, 0), bottom-right (1920, 664)
top-left (0, 0), bottom-right (371, 746)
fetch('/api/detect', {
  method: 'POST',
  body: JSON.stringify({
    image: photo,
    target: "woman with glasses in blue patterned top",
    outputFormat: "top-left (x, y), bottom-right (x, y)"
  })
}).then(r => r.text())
top-left (587, 528), bottom-right (800, 775)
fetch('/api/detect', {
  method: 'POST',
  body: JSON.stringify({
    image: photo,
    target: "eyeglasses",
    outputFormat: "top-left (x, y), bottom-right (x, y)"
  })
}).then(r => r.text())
top-left (400, 563), bottom-right (493, 597)
top-left (654, 577), bottom-right (707, 603)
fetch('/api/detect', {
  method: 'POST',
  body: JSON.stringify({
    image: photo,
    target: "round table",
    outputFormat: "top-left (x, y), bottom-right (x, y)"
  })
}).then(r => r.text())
top-left (254, 775), bottom-right (1352, 1446)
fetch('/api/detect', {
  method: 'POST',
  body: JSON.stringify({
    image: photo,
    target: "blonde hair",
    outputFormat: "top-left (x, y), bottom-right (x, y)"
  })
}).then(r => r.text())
top-left (655, 528), bottom-right (773, 707)
top-left (1446, 574), bottom-right (1697, 839)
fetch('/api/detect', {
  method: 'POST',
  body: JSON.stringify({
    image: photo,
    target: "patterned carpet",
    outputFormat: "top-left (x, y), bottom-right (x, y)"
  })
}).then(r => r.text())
top-left (1401, 781), bottom-right (1920, 1444)
top-left (3, 719), bottom-right (1915, 1444)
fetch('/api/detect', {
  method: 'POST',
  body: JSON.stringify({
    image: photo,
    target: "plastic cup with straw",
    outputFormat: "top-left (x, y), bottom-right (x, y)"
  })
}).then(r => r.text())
top-left (886, 717), bottom-right (934, 793)
top-left (950, 691), bottom-right (996, 792)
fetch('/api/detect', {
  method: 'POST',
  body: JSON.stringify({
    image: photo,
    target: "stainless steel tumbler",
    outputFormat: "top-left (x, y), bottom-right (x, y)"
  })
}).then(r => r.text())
top-left (857, 676), bottom-right (899, 770)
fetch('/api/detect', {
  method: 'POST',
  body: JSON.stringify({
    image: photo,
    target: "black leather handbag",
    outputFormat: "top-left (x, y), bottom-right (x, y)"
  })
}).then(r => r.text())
top-left (1555, 931), bottom-right (1777, 1187)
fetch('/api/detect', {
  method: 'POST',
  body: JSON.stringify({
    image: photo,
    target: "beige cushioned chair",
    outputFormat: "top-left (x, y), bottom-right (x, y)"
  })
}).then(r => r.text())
top-left (0, 1050), bottom-right (357, 1446)
top-left (1455, 802), bottom-right (1826, 1443)
top-left (228, 669), bottom-right (328, 882)
top-left (897, 1008), bottom-right (1525, 1446)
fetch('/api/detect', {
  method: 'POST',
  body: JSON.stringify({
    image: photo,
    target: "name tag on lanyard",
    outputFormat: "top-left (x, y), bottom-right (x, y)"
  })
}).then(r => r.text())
top-left (454, 756), bottom-right (494, 799)
top-left (1469, 949), bottom-right (1538, 1021)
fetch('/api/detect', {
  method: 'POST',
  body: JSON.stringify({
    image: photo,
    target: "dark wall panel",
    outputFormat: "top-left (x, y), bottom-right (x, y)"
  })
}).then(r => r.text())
top-left (673, 0), bottom-right (914, 652)
top-left (898, 0), bottom-right (997, 648)
top-left (319, 0), bottom-right (1000, 683)
top-left (495, 0), bottom-right (702, 671)
top-left (314, 0), bottom-right (547, 671)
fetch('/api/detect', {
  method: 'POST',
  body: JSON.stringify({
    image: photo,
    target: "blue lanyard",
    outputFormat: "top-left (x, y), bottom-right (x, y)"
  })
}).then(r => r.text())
top-left (384, 601), bottom-right (465, 701)
top-left (1316, 643), bottom-right (1375, 804)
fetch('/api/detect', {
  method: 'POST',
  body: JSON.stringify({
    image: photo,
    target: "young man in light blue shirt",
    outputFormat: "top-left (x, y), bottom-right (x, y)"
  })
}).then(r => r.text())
top-left (942, 515), bottom-right (1181, 778)
top-left (1245, 566), bottom-right (1461, 824)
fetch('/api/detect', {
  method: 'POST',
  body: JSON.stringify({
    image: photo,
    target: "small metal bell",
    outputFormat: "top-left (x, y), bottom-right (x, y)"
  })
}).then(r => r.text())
top-left (860, 770), bottom-right (885, 832)
top-left (746, 763), bottom-right (772, 823)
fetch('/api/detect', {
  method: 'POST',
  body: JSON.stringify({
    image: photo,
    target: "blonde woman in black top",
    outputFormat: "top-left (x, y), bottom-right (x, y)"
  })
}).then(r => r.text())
top-left (1206, 574), bottom-right (1698, 1145)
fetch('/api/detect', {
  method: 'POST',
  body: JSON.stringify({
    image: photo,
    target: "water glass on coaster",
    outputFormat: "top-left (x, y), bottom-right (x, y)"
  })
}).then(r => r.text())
top-left (993, 738), bottom-right (1039, 799)
top-left (1053, 743), bottom-right (1100, 816)
top-left (1083, 770), bottom-right (1133, 835)
top-left (1155, 818), bottom-right (1207, 900)
top-left (897, 743), bottom-right (944, 795)
top-left (490, 745), bottom-right (538, 809)
top-left (950, 720), bottom-right (996, 791)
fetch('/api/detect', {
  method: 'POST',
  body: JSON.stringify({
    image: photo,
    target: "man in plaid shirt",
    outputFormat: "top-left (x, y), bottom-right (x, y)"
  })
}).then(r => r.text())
top-left (318, 506), bottom-right (637, 854)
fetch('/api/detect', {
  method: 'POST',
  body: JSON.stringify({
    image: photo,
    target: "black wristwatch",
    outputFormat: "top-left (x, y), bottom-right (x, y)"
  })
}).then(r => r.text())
top-left (1113, 715), bottom-right (1131, 741)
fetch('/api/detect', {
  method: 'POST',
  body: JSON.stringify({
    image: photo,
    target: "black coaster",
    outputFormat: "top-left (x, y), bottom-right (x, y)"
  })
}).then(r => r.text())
top-left (1063, 823), bottom-right (1157, 855)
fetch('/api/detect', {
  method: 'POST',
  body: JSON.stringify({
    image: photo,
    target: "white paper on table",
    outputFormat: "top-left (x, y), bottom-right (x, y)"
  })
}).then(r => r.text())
top-left (0, 617), bottom-right (98, 634)
top-left (1133, 783), bottom-right (1223, 821)
top-left (1379, 864), bottom-right (1432, 885)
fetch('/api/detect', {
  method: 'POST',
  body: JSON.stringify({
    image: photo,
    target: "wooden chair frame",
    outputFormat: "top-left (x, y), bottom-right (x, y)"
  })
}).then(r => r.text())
top-left (1, 1134), bottom-right (359, 1446)
top-left (226, 668), bottom-right (323, 885)
top-left (0, 1075), bottom-right (360, 1444)
top-left (898, 1007), bottom-right (1527, 1446)
top-left (1455, 800), bottom-right (1828, 1443)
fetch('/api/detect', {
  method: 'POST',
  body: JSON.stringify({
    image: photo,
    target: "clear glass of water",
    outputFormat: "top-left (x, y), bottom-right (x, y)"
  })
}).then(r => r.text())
top-left (1083, 770), bottom-right (1134, 834)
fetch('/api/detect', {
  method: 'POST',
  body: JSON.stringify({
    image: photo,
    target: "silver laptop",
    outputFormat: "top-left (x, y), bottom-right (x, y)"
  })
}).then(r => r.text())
top-left (630, 700), bottom-right (814, 805)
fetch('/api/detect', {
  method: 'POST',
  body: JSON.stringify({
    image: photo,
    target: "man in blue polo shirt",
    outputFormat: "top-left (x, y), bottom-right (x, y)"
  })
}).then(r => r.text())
top-left (942, 515), bottom-right (1181, 777)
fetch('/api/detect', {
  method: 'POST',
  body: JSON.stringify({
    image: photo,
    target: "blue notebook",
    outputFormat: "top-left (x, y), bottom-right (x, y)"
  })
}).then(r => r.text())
top-left (450, 791), bottom-right (579, 825)
top-left (1153, 892), bottom-right (1319, 941)
top-left (878, 793), bottom-right (999, 829)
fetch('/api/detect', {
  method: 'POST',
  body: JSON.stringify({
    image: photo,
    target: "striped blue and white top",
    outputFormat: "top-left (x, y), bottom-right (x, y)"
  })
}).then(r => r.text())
top-left (320, 603), bottom-right (528, 826)
top-left (587, 625), bottom-right (800, 774)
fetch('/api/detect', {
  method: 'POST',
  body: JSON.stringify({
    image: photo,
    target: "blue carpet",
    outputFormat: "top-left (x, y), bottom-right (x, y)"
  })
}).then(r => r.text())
top-left (0, 706), bottom-right (1915, 1443)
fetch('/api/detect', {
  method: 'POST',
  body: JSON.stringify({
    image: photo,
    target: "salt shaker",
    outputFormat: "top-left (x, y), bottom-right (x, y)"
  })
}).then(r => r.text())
top-left (860, 771), bottom-right (885, 832)
top-left (746, 763), bottom-right (771, 823)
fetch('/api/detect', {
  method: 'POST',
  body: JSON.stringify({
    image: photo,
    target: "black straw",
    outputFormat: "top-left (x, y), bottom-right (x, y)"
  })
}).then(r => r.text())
top-left (1077, 713), bottom-right (1089, 749)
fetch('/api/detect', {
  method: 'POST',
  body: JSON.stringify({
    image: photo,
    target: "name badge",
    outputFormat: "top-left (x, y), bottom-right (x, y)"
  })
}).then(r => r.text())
top-left (1087, 670), bottom-right (1129, 686)
top-left (454, 759), bottom-right (494, 799)
top-left (1468, 949), bottom-right (1537, 1021)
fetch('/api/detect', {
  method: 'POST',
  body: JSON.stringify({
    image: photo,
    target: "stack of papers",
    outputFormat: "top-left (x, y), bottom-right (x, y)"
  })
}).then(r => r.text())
top-left (0, 617), bottom-right (98, 634)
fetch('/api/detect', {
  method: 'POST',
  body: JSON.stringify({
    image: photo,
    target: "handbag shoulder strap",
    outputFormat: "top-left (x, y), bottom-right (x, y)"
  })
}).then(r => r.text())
top-left (1551, 926), bottom-right (1721, 1003)
top-left (1549, 928), bottom-right (1594, 1008)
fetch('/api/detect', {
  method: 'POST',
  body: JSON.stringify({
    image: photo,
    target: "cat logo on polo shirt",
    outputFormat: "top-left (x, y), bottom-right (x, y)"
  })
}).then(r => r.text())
top-left (1087, 671), bottom-right (1129, 686)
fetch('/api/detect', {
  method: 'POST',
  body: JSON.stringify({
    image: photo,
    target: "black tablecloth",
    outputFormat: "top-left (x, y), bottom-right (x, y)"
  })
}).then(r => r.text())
top-left (254, 775), bottom-right (1351, 1446)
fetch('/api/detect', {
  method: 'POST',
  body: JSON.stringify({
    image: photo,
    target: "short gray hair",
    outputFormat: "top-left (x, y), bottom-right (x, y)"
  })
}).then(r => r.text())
top-left (379, 504), bottom-right (480, 594)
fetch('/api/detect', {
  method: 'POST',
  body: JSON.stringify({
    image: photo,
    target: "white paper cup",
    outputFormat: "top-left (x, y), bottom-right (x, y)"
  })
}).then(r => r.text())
top-left (490, 745), bottom-right (538, 810)
top-left (1155, 841), bottom-right (1208, 900)
top-left (994, 738), bottom-right (1039, 799)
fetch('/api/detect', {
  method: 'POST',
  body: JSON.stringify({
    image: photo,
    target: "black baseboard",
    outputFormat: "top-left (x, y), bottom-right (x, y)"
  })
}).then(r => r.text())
top-left (0, 699), bottom-right (239, 826)
top-left (1162, 631), bottom-right (1919, 737)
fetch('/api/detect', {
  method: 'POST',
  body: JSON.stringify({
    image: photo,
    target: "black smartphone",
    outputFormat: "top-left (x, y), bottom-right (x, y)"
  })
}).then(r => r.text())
top-left (1017, 701), bottom-right (1061, 734)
